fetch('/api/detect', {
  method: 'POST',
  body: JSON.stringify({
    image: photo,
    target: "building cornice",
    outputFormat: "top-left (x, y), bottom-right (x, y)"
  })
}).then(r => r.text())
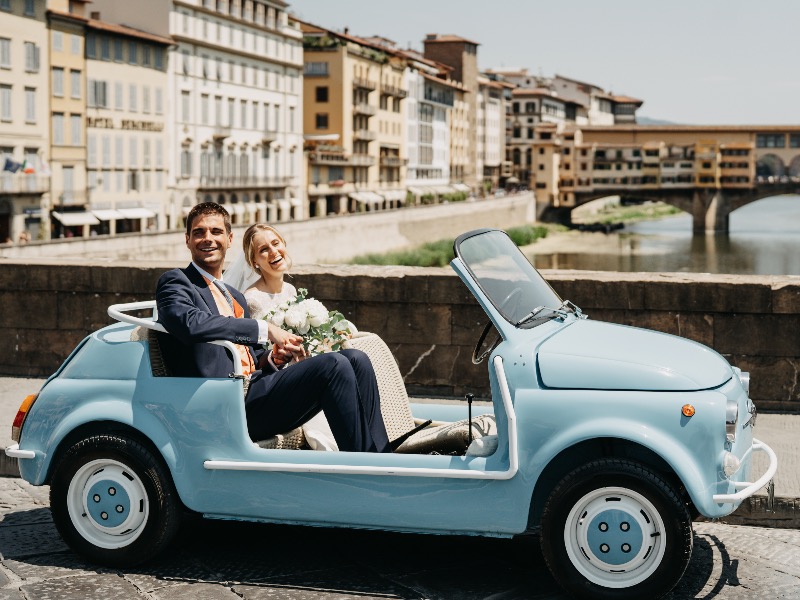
top-left (171, 33), bottom-right (301, 71)
top-left (174, 0), bottom-right (300, 42)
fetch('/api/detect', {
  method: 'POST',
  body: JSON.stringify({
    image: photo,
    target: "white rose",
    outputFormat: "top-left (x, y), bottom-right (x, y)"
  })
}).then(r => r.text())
top-left (284, 305), bottom-right (308, 333)
top-left (269, 310), bottom-right (285, 328)
top-left (302, 299), bottom-right (329, 327)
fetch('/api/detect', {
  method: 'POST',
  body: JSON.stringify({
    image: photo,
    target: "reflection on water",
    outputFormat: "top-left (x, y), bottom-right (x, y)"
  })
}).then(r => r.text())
top-left (529, 195), bottom-right (800, 275)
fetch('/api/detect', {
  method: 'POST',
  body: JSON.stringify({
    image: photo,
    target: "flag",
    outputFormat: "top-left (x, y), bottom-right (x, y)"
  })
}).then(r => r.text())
top-left (39, 156), bottom-right (51, 176)
top-left (2, 158), bottom-right (21, 173)
top-left (21, 159), bottom-right (34, 174)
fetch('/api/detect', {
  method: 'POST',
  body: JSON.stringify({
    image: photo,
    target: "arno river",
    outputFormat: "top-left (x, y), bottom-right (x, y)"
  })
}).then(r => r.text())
top-left (528, 195), bottom-right (800, 276)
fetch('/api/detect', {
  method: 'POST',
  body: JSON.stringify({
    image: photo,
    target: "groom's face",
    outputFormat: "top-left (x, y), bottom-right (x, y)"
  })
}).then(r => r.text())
top-left (186, 213), bottom-right (233, 275)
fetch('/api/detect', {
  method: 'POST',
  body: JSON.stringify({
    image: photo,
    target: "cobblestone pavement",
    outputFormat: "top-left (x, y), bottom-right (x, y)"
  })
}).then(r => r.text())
top-left (0, 478), bottom-right (799, 599)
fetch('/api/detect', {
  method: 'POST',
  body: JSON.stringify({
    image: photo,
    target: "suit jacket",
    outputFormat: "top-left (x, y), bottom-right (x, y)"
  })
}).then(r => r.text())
top-left (155, 264), bottom-right (267, 378)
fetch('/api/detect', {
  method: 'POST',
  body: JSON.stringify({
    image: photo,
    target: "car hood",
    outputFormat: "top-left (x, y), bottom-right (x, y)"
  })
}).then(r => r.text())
top-left (537, 319), bottom-right (733, 391)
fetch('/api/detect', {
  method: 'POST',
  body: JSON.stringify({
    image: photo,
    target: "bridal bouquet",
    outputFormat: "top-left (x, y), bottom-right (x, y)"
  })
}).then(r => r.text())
top-left (262, 288), bottom-right (354, 356)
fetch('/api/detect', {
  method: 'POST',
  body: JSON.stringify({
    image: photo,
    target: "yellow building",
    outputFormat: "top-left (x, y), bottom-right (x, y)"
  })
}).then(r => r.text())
top-left (46, 0), bottom-right (89, 239)
top-left (301, 22), bottom-right (407, 217)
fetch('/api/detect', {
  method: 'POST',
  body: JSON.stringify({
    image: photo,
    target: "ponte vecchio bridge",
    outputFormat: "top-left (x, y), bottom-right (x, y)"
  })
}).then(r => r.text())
top-left (523, 125), bottom-right (800, 232)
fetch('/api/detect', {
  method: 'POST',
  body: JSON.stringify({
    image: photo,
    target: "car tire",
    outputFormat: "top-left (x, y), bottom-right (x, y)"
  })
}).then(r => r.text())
top-left (50, 434), bottom-right (181, 567)
top-left (540, 459), bottom-right (692, 600)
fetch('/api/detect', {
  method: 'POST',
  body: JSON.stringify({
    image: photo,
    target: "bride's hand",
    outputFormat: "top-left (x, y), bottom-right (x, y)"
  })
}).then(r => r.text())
top-left (268, 324), bottom-right (304, 358)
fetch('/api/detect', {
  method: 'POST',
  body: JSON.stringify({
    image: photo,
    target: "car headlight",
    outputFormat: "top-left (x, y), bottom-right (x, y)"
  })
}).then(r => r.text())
top-left (732, 366), bottom-right (750, 396)
top-left (725, 398), bottom-right (739, 443)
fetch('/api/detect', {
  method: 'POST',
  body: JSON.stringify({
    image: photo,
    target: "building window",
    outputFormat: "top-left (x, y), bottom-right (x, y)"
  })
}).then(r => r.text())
top-left (200, 93), bottom-right (208, 125)
top-left (0, 0), bottom-right (10, 11)
top-left (128, 41), bottom-right (137, 64)
top-left (142, 45), bottom-right (151, 66)
top-left (154, 48), bottom-right (163, 70)
top-left (114, 81), bottom-right (123, 110)
top-left (115, 137), bottom-right (123, 168)
top-left (25, 87), bottom-right (35, 123)
top-left (315, 86), bottom-right (328, 102)
top-left (87, 135), bottom-right (97, 166)
top-left (129, 84), bottom-right (137, 112)
top-left (100, 36), bottom-right (110, 60)
top-left (88, 80), bottom-right (108, 108)
top-left (70, 70), bottom-right (81, 99)
top-left (0, 84), bottom-right (11, 121)
top-left (86, 34), bottom-right (96, 57)
top-left (142, 86), bottom-right (150, 114)
top-left (155, 88), bottom-right (163, 114)
top-left (52, 68), bottom-right (64, 97)
top-left (129, 138), bottom-right (138, 167)
top-left (24, 0), bottom-right (34, 15)
top-left (102, 136), bottom-right (110, 166)
top-left (181, 91), bottom-right (190, 123)
top-left (128, 170), bottom-right (139, 192)
top-left (70, 114), bottom-right (81, 146)
top-left (303, 61), bottom-right (328, 77)
top-left (53, 113), bottom-right (64, 144)
top-left (0, 38), bottom-right (10, 68)
top-left (24, 42), bottom-right (40, 72)
top-left (240, 99), bottom-right (247, 129)
top-left (315, 113), bottom-right (328, 129)
top-left (53, 31), bottom-right (63, 52)
top-left (113, 38), bottom-right (123, 62)
top-left (181, 146), bottom-right (192, 178)
top-left (71, 34), bottom-right (80, 55)
top-left (143, 139), bottom-right (151, 168)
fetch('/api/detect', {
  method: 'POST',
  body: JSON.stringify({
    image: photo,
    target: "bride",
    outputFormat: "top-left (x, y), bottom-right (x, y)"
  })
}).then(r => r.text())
top-left (225, 223), bottom-right (339, 451)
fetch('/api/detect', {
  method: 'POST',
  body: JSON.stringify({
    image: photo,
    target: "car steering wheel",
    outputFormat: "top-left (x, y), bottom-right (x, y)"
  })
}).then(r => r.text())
top-left (472, 287), bottom-right (520, 364)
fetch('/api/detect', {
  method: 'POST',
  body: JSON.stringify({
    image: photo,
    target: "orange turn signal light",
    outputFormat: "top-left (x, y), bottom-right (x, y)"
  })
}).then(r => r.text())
top-left (681, 404), bottom-right (695, 418)
top-left (11, 394), bottom-right (37, 443)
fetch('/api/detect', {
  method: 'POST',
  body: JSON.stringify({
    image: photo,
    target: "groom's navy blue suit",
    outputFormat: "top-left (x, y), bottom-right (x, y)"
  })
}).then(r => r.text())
top-left (155, 264), bottom-right (391, 453)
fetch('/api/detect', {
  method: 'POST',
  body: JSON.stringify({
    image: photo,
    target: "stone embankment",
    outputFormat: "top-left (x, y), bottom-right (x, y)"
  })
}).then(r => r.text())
top-left (0, 261), bottom-right (798, 411)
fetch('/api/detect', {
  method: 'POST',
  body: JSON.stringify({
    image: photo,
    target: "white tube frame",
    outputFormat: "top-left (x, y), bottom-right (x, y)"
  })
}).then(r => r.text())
top-left (203, 355), bottom-right (519, 479)
top-left (712, 439), bottom-right (778, 503)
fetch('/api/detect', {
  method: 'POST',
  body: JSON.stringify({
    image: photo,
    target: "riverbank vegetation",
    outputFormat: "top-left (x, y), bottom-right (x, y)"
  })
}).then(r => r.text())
top-left (573, 200), bottom-right (682, 225)
top-left (350, 224), bottom-right (553, 267)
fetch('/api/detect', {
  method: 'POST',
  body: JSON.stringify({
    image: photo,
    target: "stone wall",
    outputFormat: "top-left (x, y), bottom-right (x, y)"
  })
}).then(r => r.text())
top-left (1, 262), bottom-right (798, 411)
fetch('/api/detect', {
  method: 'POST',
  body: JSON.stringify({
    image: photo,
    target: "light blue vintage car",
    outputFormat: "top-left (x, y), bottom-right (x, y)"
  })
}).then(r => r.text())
top-left (6, 228), bottom-right (777, 599)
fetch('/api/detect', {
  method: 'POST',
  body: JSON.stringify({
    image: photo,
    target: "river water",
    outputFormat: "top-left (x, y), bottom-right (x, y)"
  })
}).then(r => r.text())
top-left (528, 195), bottom-right (800, 275)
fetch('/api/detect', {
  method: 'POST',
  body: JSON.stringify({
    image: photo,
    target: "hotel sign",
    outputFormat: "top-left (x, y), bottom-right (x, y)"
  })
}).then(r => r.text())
top-left (86, 117), bottom-right (164, 132)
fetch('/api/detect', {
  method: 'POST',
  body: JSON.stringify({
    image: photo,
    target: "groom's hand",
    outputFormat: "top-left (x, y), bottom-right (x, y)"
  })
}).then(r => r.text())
top-left (268, 325), bottom-right (304, 366)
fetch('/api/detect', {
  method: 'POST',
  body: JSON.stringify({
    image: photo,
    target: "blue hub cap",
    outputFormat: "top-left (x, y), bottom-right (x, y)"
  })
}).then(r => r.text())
top-left (86, 479), bottom-right (131, 528)
top-left (586, 509), bottom-right (643, 565)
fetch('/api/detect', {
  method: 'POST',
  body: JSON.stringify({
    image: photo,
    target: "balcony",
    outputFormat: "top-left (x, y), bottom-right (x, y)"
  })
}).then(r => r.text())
top-left (352, 153), bottom-right (376, 166)
top-left (380, 156), bottom-right (407, 167)
top-left (353, 76), bottom-right (377, 91)
top-left (57, 190), bottom-right (89, 206)
top-left (309, 151), bottom-right (350, 165)
top-left (198, 176), bottom-right (291, 190)
top-left (381, 84), bottom-right (408, 98)
top-left (262, 129), bottom-right (279, 144)
top-left (353, 129), bottom-right (376, 141)
top-left (354, 103), bottom-right (377, 116)
top-left (0, 175), bottom-right (50, 195)
top-left (212, 126), bottom-right (231, 141)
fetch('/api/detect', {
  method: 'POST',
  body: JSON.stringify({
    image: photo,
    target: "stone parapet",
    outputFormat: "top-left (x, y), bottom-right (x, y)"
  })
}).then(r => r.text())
top-left (0, 262), bottom-right (798, 410)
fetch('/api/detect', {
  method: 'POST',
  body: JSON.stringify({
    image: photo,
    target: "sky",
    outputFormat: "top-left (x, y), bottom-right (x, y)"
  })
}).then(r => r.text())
top-left (288, 0), bottom-right (800, 126)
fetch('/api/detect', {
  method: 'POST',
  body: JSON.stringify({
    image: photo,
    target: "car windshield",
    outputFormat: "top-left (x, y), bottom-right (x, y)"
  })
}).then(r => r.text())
top-left (455, 229), bottom-right (564, 328)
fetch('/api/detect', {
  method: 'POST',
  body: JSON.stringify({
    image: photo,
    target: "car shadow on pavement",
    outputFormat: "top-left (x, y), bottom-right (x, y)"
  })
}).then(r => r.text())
top-left (667, 532), bottom-right (739, 599)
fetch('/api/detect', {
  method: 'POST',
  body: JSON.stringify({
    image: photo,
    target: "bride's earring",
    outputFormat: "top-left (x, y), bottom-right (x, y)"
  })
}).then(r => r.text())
top-left (254, 265), bottom-right (259, 270)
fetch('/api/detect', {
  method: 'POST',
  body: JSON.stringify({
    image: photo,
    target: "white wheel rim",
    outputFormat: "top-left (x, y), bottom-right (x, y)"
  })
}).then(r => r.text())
top-left (66, 458), bottom-right (150, 549)
top-left (563, 486), bottom-right (666, 589)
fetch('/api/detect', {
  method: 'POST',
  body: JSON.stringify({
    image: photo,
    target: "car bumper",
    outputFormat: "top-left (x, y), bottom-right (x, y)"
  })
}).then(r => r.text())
top-left (5, 443), bottom-right (36, 460)
top-left (712, 438), bottom-right (777, 504)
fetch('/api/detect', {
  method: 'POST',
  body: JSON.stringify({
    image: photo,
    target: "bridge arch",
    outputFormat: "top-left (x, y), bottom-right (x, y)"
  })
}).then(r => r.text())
top-left (788, 155), bottom-right (800, 177)
top-left (757, 153), bottom-right (786, 178)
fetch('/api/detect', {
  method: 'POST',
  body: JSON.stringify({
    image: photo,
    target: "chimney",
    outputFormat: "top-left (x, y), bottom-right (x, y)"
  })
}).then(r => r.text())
top-left (343, 27), bottom-right (349, 35)
top-left (90, 11), bottom-right (100, 19)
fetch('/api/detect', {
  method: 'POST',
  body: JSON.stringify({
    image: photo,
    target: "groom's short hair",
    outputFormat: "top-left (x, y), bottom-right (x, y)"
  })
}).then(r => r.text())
top-left (186, 202), bottom-right (231, 235)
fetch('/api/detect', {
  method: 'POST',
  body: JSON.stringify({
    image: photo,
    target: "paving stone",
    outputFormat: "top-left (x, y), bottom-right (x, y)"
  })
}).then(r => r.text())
top-left (0, 588), bottom-right (25, 600)
top-left (234, 567), bottom-right (421, 600)
top-left (0, 523), bottom-right (69, 559)
top-left (124, 554), bottom-right (219, 592)
top-left (0, 568), bottom-right (7, 585)
top-left (20, 573), bottom-right (140, 600)
top-left (13, 483), bottom-right (50, 507)
top-left (3, 553), bottom-right (108, 582)
top-left (0, 508), bottom-right (52, 527)
top-left (149, 582), bottom-right (241, 599)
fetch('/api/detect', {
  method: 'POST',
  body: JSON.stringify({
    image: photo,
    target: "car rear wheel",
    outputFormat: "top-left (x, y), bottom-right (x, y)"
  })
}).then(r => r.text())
top-left (540, 459), bottom-right (693, 599)
top-left (50, 434), bottom-right (180, 566)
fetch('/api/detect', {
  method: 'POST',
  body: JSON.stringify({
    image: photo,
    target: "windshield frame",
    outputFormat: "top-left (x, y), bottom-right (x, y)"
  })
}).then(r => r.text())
top-left (454, 228), bottom-right (564, 328)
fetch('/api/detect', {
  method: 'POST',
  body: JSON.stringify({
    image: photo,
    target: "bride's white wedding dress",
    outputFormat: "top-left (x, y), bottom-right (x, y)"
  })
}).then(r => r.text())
top-left (226, 254), bottom-right (339, 452)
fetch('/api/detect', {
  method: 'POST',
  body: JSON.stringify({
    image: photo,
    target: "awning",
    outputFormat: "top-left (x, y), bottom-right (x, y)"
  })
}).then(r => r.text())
top-left (434, 185), bottom-right (454, 195)
top-left (117, 208), bottom-right (156, 219)
top-left (380, 189), bottom-right (407, 202)
top-left (92, 209), bottom-right (125, 221)
top-left (407, 186), bottom-right (425, 196)
top-left (51, 211), bottom-right (100, 226)
top-left (452, 183), bottom-right (471, 192)
top-left (348, 191), bottom-right (383, 204)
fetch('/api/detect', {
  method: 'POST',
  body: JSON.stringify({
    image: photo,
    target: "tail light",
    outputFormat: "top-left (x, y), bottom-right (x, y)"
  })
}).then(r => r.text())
top-left (12, 394), bottom-right (37, 443)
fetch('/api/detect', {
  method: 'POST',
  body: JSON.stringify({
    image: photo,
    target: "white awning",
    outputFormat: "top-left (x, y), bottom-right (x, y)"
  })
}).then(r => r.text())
top-left (434, 185), bottom-right (454, 195)
top-left (407, 186), bottom-right (426, 196)
top-left (380, 189), bottom-right (406, 202)
top-left (117, 208), bottom-right (156, 219)
top-left (92, 209), bottom-right (125, 221)
top-left (52, 211), bottom-right (100, 226)
top-left (452, 183), bottom-right (471, 192)
top-left (349, 191), bottom-right (383, 204)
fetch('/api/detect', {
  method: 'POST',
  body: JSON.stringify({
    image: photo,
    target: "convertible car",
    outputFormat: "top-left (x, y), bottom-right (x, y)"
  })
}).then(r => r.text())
top-left (6, 228), bottom-right (777, 599)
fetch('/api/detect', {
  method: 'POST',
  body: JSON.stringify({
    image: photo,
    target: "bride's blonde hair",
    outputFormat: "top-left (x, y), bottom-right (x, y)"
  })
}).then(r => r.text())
top-left (242, 223), bottom-right (293, 271)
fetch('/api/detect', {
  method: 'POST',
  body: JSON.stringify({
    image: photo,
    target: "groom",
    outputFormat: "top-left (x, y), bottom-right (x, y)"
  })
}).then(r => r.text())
top-left (155, 202), bottom-right (391, 453)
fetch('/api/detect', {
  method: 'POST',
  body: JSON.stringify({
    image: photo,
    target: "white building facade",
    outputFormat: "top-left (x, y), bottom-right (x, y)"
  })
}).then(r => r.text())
top-left (88, 0), bottom-right (304, 228)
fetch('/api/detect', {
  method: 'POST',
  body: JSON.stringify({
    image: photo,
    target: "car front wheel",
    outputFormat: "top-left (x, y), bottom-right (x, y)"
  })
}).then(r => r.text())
top-left (540, 459), bottom-right (693, 600)
top-left (50, 434), bottom-right (180, 566)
